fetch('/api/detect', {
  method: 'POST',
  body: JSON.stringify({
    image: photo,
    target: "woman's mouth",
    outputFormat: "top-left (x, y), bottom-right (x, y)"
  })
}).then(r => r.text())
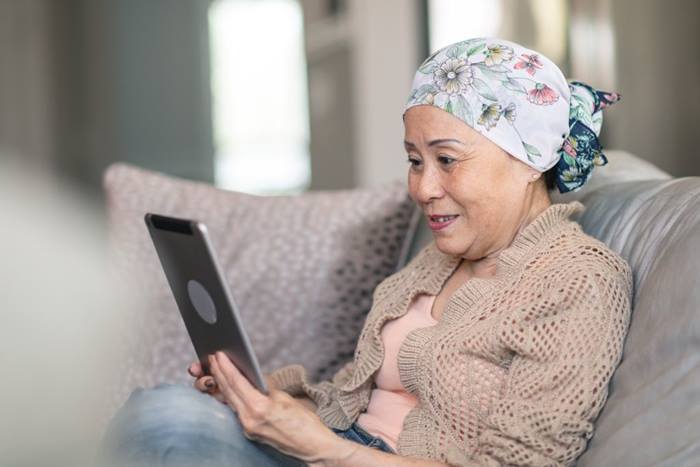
top-left (427, 214), bottom-right (459, 231)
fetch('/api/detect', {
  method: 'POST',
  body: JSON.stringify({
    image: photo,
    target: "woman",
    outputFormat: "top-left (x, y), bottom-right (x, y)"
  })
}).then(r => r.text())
top-left (103, 38), bottom-right (632, 466)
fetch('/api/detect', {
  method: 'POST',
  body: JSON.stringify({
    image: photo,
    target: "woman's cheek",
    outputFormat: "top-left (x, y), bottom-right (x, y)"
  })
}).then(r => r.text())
top-left (407, 173), bottom-right (422, 204)
top-left (406, 176), bottom-right (418, 203)
top-left (448, 169), bottom-right (487, 201)
top-left (464, 208), bottom-right (498, 253)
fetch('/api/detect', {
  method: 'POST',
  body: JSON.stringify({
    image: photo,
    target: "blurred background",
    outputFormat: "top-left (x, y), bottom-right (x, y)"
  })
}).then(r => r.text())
top-left (2, 0), bottom-right (699, 196)
top-left (1, 0), bottom-right (698, 465)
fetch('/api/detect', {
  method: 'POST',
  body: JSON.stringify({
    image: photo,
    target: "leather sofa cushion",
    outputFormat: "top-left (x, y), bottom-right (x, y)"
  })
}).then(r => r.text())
top-left (575, 178), bottom-right (700, 466)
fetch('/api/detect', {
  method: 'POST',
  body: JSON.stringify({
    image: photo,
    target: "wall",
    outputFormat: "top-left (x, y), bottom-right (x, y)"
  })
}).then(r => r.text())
top-left (301, 0), bottom-right (423, 189)
top-left (302, 0), bottom-right (357, 189)
top-left (347, 0), bottom-right (423, 188)
top-left (0, 0), bottom-right (216, 189)
top-left (0, 0), bottom-right (55, 171)
top-left (605, 0), bottom-right (700, 176)
top-left (51, 0), bottom-right (215, 187)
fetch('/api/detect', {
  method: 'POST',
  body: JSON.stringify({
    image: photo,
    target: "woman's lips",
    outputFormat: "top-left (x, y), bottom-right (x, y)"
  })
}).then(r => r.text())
top-left (427, 215), bottom-right (459, 231)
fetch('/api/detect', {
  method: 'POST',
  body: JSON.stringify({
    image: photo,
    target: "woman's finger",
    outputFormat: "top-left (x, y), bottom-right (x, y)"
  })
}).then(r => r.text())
top-left (209, 354), bottom-right (244, 411)
top-left (188, 361), bottom-right (204, 378)
top-left (214, 351), bottom-right (262, 401)
top-left (194, 375), bottom-right (217, 393)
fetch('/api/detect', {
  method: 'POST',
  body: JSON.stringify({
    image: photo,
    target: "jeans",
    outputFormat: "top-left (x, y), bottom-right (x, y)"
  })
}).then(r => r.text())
top-left (101, 384), bottom-right (394, 467)
top-left (331, 424), bottom-right (395, 454)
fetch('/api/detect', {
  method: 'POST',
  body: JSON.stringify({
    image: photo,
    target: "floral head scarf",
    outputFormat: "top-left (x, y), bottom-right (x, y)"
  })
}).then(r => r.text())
top-left (404, 37), bottom-right (621, 193)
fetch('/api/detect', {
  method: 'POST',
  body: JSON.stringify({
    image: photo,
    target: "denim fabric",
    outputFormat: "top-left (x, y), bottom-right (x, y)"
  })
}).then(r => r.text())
top-left (101, 384), bottom-right (394, 467)
top-left (331, 423), bottom-right (396, 454)
top-left (101, 384), bottom-right (305, 467)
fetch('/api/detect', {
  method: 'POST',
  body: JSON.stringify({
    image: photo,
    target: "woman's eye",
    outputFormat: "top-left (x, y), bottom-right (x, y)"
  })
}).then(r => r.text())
top-left (406, 157), bottom-right (421, 167)
top-left (438, 155), bottom-right (456, 166)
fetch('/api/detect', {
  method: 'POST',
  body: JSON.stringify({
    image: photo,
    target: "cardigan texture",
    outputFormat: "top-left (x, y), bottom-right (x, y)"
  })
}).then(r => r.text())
top-left (268, 201), bottom-right (633, 466)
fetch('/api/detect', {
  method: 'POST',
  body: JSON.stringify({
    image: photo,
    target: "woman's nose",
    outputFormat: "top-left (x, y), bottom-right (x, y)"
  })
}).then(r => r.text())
top-left (413, 170), bottom-right (444, 203)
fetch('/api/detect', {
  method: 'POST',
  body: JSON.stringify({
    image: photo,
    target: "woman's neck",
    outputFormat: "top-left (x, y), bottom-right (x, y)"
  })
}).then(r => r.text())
top-left (464, 186), bottom-right (552, 278)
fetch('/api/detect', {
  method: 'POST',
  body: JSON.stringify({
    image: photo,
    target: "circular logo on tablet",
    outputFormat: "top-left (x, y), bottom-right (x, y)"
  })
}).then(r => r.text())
top-left (187, 279), bottom-right (217, 324)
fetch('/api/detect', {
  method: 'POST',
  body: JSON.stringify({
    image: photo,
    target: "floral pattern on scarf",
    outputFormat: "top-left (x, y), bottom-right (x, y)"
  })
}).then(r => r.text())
top-left (555, 81), bottom-right (622, 192)
top-left (407, 39), bottom-right (557, 163)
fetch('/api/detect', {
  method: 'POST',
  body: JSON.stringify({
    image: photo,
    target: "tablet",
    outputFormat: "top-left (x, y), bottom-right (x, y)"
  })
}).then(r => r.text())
top-left (145, 213), bottom-right (269, 394)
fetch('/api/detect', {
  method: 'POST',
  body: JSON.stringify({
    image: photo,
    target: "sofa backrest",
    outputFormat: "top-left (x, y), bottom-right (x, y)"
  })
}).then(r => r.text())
top-left (574, 177), bottom-right (700, 466)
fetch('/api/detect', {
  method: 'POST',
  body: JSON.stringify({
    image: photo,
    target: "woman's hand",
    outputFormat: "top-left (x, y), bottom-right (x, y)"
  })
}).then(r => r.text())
top-left (189, 360), bottom-right (319, 417)
top-left (188, 360), bottom-right (227, 403)
top-left (207, 351), bottom-right (349, 464)
top-left (189, 359), bottom-right (281, 400)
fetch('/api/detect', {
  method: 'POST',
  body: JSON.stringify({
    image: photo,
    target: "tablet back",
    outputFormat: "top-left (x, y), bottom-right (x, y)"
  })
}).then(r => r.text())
top-left (145, 213), bottom-right (268, 393)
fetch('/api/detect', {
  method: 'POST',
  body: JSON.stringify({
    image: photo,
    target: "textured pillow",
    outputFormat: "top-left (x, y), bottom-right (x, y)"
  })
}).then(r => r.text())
top-left (103, 163), bottom-right (418, 410)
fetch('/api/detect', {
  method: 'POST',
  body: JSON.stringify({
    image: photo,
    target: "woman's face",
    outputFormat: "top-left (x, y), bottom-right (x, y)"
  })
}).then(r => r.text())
top-left (404, 105), bottom-right (541, 260)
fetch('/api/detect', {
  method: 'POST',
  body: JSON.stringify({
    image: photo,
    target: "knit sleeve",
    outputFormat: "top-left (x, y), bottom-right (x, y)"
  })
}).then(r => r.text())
top-left (266, 359), bottom-right (357, 426)
top-left (265, 363), bottom-right (308, 396)
top-left (464, 264), bottom-right (633, 467)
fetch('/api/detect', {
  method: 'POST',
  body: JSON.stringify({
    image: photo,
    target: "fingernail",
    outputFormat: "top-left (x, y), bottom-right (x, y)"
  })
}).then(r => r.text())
top-left (205, 379), bottom-right (214, 389)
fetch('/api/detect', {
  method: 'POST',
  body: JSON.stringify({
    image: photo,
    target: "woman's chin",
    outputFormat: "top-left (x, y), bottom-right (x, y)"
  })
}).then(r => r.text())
top-left (433, 237), bottom-right (469, 258)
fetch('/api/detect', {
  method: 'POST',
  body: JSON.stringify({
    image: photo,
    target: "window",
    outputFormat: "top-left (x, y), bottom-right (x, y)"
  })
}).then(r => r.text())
top-left (427, 0), bottom-right (568, 66)
top-left (428, 0), bottom-right (503, 52)
top-left (209, 0), bottom-right (311, 194)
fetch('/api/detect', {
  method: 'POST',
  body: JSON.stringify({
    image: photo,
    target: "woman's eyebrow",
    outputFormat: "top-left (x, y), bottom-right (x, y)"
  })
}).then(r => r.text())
top-left (404, 138), bottom-right (467, 148)
top-left (428, 138), bottom-right (466, 147)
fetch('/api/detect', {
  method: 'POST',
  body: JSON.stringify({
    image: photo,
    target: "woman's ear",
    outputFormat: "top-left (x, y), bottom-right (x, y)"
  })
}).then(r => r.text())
top-left (507, 151), bottom-right (541, 185)
top-left (528, 171), bottom-right (541, 184)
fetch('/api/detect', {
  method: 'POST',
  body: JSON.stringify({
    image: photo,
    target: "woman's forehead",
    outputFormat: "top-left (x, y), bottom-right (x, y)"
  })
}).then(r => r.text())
top-left (404, 106), bottom-right (482, 145)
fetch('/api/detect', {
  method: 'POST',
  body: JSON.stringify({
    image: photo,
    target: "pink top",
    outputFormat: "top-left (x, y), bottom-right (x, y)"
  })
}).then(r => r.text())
top-left (356, 293), bottom-right (438, 451)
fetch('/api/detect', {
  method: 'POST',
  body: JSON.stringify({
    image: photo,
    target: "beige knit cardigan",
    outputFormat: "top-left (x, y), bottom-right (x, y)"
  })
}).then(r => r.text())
top-left (269, 201), bottom-right (633, 466)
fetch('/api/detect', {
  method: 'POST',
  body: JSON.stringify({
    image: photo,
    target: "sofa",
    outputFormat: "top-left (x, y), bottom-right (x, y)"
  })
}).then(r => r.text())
top-left (104, 150), bottom-right (700, 466)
